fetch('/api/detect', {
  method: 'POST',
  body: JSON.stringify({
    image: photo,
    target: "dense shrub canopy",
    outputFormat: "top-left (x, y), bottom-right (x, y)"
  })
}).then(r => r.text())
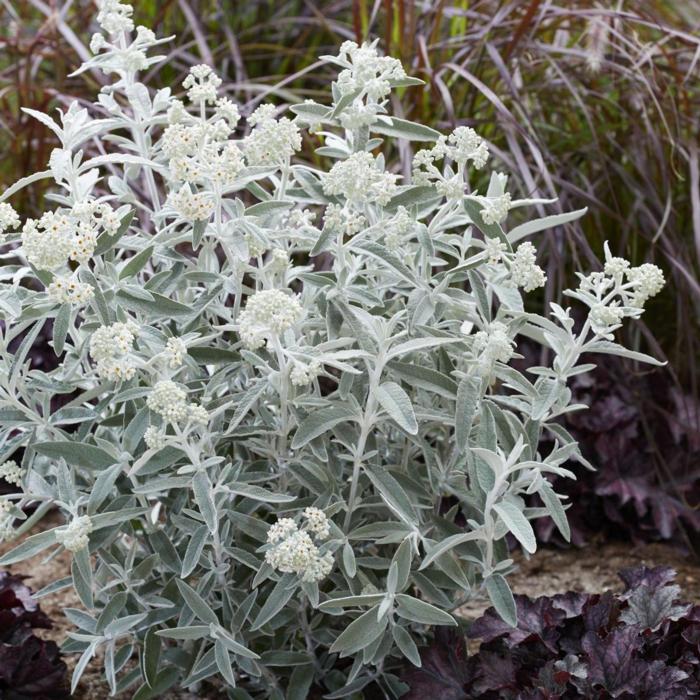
top-left (0, 1), bottom-right (665, 696)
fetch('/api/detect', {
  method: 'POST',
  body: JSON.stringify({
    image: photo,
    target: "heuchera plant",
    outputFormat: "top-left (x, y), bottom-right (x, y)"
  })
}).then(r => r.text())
top-left (0, 0), bottom-right (666, 696)
top-left (0, 572), bottom-right (70, 699)
top-left (403, 566), bottom-right (699, 699)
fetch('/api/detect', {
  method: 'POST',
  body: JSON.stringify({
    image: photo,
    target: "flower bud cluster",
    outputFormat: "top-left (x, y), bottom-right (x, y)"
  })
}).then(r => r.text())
top-left (164, 337), bottom-right (187, 368)
top-left (89, 321), bottom-right (139, 381)
top-left (484, 237), bottom-right (507, 264)
top-left (144, 425), bottom-right (167, 450)
top-left (47, 276), bottom-right (95, 306)
top-left (509, 242), bottom-right (547, 292)
top-left (95, 0), bottom-right (134, 35)
top-left (238, 289), bottom-right (303, 350)
top-left (147, 380), bottom-right (208, 426)
top-left (0, 460), bottom-right (22, 486)
top-left (268, 248), bottom-right (290, 273)
top-left (589, 303), bottom-right (625, 334)
top-left (168, 184), bottom-right (214, 222)
top-left (265, 509), bottom-right (334, 583)
top-left (322, 203), bottom-right (366, 237)
top-left (384, 206), bottom-right (414, 251)
top-left (160, 100), bottom-right (244, 190)
top-left (322, 152), bottom-right (398, 206)
top-left (627, 263), bottom-right (665, 307)
top-left (56, 515), bottom-right (93, 552)
top-left (571, 245), bottom-right (666, 337)
top-left (89, 24), bottom-right (156, 75)
top-left (469, 321), bottom-right (516, 367)
top-left (0, 202), bottom-right (20, 238)
top-left (183, 65), bottom-right (222, 104)
top-left (413, 127), bottom-right (489, 190)
top-left (335, 41), bottom-right (406, 102)
top-left (21, 213), bottom-right (74, 271)
top-left (290, 360), bottom-right (322, 387)
top-left (412, 127), bottom-right (490, 200)
top-left (479, 193), bottom-right (512, 225)
top-left (0, 499), bottom-right (13, 542)
top-left (243, 105), bottom-right (302, 167)
top-left (20, 202), bottom-right (119, 272)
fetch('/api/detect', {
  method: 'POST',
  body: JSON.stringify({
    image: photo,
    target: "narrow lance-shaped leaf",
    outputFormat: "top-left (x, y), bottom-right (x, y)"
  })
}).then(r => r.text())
top-left (376, 381), bottom-right (418, 434)
top-left (493, 501), bottom-right (537, 554)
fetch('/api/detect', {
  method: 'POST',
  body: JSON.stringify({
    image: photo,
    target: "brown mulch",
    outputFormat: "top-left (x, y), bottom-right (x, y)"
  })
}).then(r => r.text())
top-left (459, 537), bottom-right (700, 622)
top-left (3, 514), bottom-right (700, 698)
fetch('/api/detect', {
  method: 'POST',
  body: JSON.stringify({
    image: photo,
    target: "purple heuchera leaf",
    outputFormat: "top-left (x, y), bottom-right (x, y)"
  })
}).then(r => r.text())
top-left (620, 583), bottom-right (691, 631)
top-left (0, 573), bottom-right (52, 645)
top-left (400, 629), bottom-right (470, 699)
top-left (618, 565), bottom-right (676, 594)
top-left (402, 565), bottom-right (700, 699)
top-left (0, 571), bottom-right (69, 699)
top-left (527, 353), bottom-right (700, 549)
top-left (581, 626), bottom-right (644, 696)
top-left (0, 636), bottom-right (69, 699)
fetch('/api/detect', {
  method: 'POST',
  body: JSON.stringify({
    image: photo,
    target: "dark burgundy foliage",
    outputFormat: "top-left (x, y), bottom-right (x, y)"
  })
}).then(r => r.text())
top-left (0, 572), bottom-right (69, 699)
top-left (402, 566), bottom-right (700, 699)
top-left (534, 355), bottom-right (700, 549)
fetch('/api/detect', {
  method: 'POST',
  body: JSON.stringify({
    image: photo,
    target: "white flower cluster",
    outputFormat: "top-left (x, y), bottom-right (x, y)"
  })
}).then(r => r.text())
top-left (469, 321), bottom-right (516, 367)
top-left (335, 41), bottom-right (407, 102)
top-left (285, 209), bottom-right (317, 231)
top-left (168, 184), bottom-right (214, 222)
top-left (89, 24), bottom-right (156, 75)
top-left (627, 263), bottom-right (665, 307)
top-left (144, 425), bottom-right (167, 450)
top-left (442, 127), bottom-right (490, 167)
top-left (509, 242), bottom-right (547, 292)
top-left (412, 127), bottom-right (490, 200)
top-left (0, 202), bottom-right (20, 238)
top-left (265, 508), bottom-right (333, 583)
top-left (164, 337), bottom-right (187, 368)
top-left (589, 303), bottom-right (625, 334)
top-left (238, 289), bottom-right (303, 350)
top-left (95, 0), bottom-right (134, 35)
top-left (0, 499), bottom-right (13, 542)
top-left (290, 360), bottom-right (321, 387)
top-left (268, 248), bottom-right (290, 273)
top-left (572, 244), bottom-right (666, 336)
top-left (413, 126), bottom-right (490, 189)
top-left (21, 212), bottom-right (74, 271)
top-left (243, 104), bottom-right (302, 167)
top-left (479, 193), bottom-right (512, 225)
top-left (303, 507), bottom-right (331, 539)
top-left (0, 460), bottom-right (22, 486)
top-left (322, 203), bottom-right (366, 237)
top-left (56, 515), bottom-right (93, 552)
top-left (159, 74), bottom-right (245, 192)
top-left (384, 206), bottom-right (414, 251)
top-left (484, 237), bottom-right (507, 264)
top-left (89, 321), bottom-right (139, 381)
top-left (146, 380), bottom-right (187, 421)
top-left (147, 380), bottom-right (208, 425)
top-left (47, 275), bottom-right (95, 306)
top-left (183, 65), bottom-right (222, 104)
top-left (323, 152), bottom-right (398, 206)
top-left (244, 232), bottom-right (267, 258)
top-left (20, 202), bottom-right (119, 271)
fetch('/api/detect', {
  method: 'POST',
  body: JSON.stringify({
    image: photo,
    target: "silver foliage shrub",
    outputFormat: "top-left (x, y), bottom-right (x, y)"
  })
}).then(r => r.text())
top-left (0, 1), bottom-right (666, 697)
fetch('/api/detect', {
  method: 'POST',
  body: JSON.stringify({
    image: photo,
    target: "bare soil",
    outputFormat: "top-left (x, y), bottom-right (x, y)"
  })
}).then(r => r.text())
top-left (3, 515), bottom-right (700, 698)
